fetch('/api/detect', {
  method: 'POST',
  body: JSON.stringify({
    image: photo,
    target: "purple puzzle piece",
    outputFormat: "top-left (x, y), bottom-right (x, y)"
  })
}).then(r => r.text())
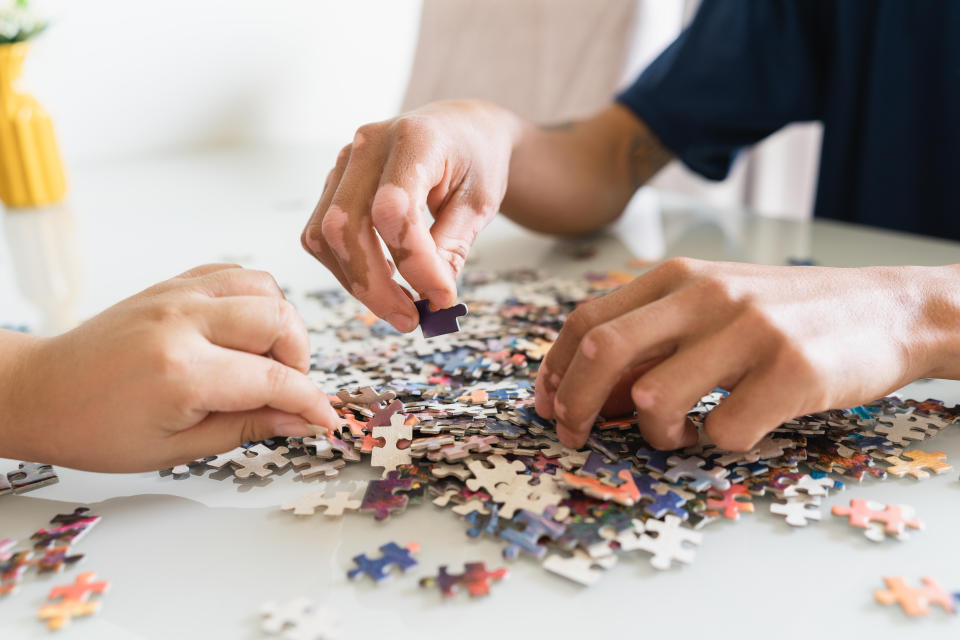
top-left (500, 508), bottom-right (566, 560)
top-left (360, 472), bottom-right (414, 520)
top-left (370, 399), bottom-right (403, 427)
top-left (415, 300), bottom-right (467, 339)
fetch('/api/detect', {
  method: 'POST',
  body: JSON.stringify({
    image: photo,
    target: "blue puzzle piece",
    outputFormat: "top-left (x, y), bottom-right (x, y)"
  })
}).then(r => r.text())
top-left (347, 542), bottom-right (418, 581)
top-left (635, 446), bottom-right (671, 473)
top-left (582, 452), bottom-right (632, 484)
top-left (643, 490), bottom-right (689, 520)
top-left (416, 300), bottom-right (468, 339)
top-left (500, 509), bottom-right (565, 560)
top-left (465, 504), bottom-right (500, 538)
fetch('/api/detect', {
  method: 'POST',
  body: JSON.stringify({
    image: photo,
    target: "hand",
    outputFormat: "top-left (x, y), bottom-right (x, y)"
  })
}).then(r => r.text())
top-left (301, 100), bottom-right (521, 332)
top-left (535, 258), bottom-right (957, 450)
top-left (3, 264), bottom-right (339, 472)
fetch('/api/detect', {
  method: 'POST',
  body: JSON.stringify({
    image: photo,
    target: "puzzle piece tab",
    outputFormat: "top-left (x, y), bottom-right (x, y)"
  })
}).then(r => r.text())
top-left (415, 300), bottom-right (468, 338)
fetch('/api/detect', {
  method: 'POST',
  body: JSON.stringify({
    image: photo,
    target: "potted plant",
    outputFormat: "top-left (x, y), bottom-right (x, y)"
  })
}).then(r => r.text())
top-left (0, 0), bottom-right (66, 208)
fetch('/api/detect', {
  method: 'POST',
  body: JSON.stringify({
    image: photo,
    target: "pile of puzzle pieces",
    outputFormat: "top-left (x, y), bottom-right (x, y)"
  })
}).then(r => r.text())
top-left (162, 269), bottom-right (960, 609)
top-left (1, 506), bottom-right (109, 630)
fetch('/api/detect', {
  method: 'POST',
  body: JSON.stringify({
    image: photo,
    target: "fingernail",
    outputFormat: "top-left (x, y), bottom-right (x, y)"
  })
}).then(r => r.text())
top-left (424, 289), bottom-right (454, 310)
top-left (387, 312), bottom-right (418, 332)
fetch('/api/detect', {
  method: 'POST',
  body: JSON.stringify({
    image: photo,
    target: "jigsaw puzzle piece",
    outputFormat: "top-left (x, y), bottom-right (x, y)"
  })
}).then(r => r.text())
top-left (419, 562), bottom-right (507, 598)
top-left (875, 576), bottom-right (955, 616)
top-left (261, 596), bottom-right (340, 639)
top-left (8, 462), bottom-right (58, 494)
top-left (360, 472), bottom-right (414, 520)
top-left (543, 549), bottom-right (617, 586)
top-left (347, 542), bottom-right (419, 581)
top-left (500, 508), bottom-right (566, 560)
top-left (415, 300), bottom-right (468, 338)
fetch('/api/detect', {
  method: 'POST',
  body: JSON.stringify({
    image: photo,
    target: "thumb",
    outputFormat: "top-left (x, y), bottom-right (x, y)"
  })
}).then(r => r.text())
top-left (429, 191), bottom-right (498, 306)
top-left (169, 408), bottom-right (318, 463)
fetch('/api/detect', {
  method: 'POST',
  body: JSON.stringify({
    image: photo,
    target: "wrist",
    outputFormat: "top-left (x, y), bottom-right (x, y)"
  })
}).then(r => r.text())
top-left (911, 264), bottom-right (960, 379)
top-left (0, 330), bottom-right (48, 461)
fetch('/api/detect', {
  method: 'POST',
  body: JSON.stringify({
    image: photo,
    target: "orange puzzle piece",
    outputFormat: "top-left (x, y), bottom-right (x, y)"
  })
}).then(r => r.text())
top-left (883, 450), bottom-right (951, 480)
top-left (562, 469), bottom-right (641, 506)
top-left (875, 576), bottom-right (955, 616)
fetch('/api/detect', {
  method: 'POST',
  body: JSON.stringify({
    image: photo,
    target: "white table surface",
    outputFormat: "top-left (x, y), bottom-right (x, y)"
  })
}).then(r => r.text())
top-left (2, 147), bottom-right (960, 639)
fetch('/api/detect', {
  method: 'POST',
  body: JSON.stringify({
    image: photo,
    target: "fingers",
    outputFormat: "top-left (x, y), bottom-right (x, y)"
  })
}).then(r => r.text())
top-left (174, 263), bottom-right (241, 279)
top-left (704, 365), bottom-right (803, 451)
top-left (372, 142), bottom-right (458, 310)
top-left (190, 267), bottom-right (285, 300)
top-left (550, 297), bottom-right (689, 448)
top-left (534, 272), bottom-right (672, 418)
top-left (195, 296), bottom-right (311, 374)
top-left (170, 407), bottom-right (318, 462)
top-left (322, 130), bottom-right (420, 332)
top-left (627, 331), bottom-right (748, 450)
top-left (427, 186), bottom-right (499, 305)
top-left (301, 145), bottom-right (354, 293)
top-left (189, 346), bottom-right (339, 427)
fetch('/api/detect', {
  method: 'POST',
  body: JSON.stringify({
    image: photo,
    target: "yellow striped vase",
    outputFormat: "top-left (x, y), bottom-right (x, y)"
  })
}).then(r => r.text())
top-left (0, 41), bottom-right (67, 208)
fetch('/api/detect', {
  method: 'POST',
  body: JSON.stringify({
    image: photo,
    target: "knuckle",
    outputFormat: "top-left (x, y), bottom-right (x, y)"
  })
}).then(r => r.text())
top-left (320, 207), bottom-right (348, 241)
top-left (659, 256), bottom-right (700, 281)
top-left (390, 115), bottom-right (433, 143)
top-left (564, 305), bottom-right (599, 339)
top-left (300, 224), bottom-right (320, 253)
top-left (435, 233), bottom-right (471, 270)
top-left (581, 323), bottom-right (621, 358)
top-left (336, 144), bottom-right (353, 166)
top-left (264, 360), bottom-right (291, 395)
top-left (153, 344), bottom-right (198, 402)
top-left (354, 122), bottom-right (385, 144)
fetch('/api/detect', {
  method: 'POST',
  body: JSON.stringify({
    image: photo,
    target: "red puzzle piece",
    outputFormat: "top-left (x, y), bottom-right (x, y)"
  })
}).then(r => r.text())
top-left (419, 562), bottom-right (508, 597)
top-left (706, 484), bottom-right (755, 520)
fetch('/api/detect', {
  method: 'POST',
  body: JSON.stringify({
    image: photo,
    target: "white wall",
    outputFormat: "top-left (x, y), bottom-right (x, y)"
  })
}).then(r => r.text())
top-left (21, 0), bottom-right (423, 164)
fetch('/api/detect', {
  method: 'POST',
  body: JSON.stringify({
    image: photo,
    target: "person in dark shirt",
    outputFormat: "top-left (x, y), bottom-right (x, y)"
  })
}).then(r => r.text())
top-left (301, 0), bottom-right (960, 452)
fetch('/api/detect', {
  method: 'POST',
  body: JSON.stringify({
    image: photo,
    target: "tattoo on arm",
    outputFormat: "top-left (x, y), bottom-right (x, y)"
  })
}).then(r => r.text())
top-left (539, 121), bottom-right (576, 132)
top-left (626, 126), bottom-right (671, 189)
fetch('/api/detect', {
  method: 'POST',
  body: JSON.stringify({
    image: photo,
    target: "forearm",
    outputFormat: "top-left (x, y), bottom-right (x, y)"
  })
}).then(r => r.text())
top-left (501, 103), bottom-right (671, 235)
top-left (915, 263), bottom-right (960, 379)
top-left (0, 329), bottom-right (43, 460)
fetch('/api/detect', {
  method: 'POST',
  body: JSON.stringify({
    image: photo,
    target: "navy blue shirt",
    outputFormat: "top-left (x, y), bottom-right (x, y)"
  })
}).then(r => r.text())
top-left (617, 0), bottom-right (960, 241)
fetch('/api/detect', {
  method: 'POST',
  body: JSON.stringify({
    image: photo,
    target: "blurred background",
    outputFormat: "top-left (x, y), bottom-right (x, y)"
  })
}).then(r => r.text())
top-left (23, 0), bottom-right (821, 218)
